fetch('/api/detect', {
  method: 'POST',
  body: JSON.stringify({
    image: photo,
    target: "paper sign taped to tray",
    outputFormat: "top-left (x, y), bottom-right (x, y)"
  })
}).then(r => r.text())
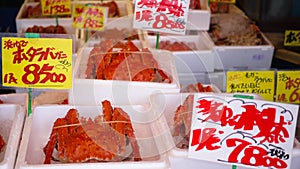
top-left (188, 93), bottom-right (299, 169)
top-left (276, 70), bottom-right (300, 104)
top-left (1, 37), bottom-right (73, 89)
top-left (41, 0), bottom-right (71, 16)
top-left (133, 0), bottom-right (190, 35)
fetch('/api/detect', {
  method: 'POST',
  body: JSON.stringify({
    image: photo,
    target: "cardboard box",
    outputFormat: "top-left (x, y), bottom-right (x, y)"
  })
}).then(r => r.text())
top-left (0, 104), bottom-right (26, 169)
top-left (16, 104), bottom-right (170, 169)
top-left (146, 32), bottom-right (215, 73)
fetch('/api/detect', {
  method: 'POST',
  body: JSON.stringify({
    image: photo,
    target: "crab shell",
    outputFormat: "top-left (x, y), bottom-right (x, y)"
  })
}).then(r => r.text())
top-left (86, 40), bottom-right (172, 83)
top-left (173, 95), bottom-right (194, 148)
top-left (0, 134), bottom-right (5, 153)
top-left (43, 100), bottom-right (141, 164)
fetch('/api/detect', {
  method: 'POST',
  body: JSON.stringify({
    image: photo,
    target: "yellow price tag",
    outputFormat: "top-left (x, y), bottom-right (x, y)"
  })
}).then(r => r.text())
top-left (210, 0), bottom-right (236, 3)
top-left (284, 30), bottom-right (300, 46)
top-left (226, 71), bottom-right (275, 101)
top-left (73, 4), bottom-right (107, 31)
top-left (41, 0), bottom-right (71, 16)
top-left (2, 37), bottom-right (73, 89)
top-left (276, 71), bottom-right (300, 104)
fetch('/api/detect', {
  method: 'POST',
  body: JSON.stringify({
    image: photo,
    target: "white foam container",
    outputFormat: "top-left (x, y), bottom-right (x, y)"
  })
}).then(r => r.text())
top-left (15, 2), bottom-right (74, 34)
top-left (187, 0), bottom-right (211, 30)
top-left (15, 104), bottom-right (170, 169)
top-left (0, 104), bottom-right (26, 169)
top-left (209, 20), bottom-right (275, 70)
top-left (69, 47), bottom-right (180, 105)
top-left (16, 1), bottom-right (131, 34)
top-left (0, 93), bottom-right (28, 108)
top-left (146, 32), bottom-right (215, 73)
top-left (149, 93), bottom-right (298, 169)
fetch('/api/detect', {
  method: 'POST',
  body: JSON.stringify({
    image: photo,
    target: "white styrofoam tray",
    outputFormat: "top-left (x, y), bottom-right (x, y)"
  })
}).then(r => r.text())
top-left (0, 104), bottom-right (26, 169)
top-left (187, 0), bottom-right (211, 30)
top-left (16, 1), bottom-right (131, 34)
top-left (149, 93), bottom-right (298, 169)
top-left (146, 32), bottom-right (215, 73)
top-left (69, 48), bottom-right (180, 105)
top-left (0, 93), bottom-right (28, 108)
top-left (16, 104), bottom-right (170, 169)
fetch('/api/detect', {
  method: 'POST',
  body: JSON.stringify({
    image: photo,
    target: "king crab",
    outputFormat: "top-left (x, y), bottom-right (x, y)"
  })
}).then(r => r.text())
top-left (85, 40), bottom-right (172, 83)
top-left (43, 100), bottom-right (141, 164)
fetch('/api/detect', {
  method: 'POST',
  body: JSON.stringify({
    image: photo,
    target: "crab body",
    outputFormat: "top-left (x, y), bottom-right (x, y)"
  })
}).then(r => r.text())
top-left (43, 100), bottom-right (141, 164)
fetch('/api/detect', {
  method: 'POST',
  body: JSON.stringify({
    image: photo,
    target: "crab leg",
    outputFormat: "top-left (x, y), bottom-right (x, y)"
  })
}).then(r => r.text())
top-left (0, 134), bottom-right (6, 153)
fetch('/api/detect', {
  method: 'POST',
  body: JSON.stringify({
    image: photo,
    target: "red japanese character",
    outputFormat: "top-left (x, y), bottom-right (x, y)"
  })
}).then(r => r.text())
top-left (191, 128), bottom-right (221, 151)
top-left (136, 10), bottom-right (153, 21)
top-left (254, 112), bottom-right (289, 143)
top-left (26, 46), bottom-right (44, 62)
top-left (232, 105), bottom-right (261, 130)
top-left (3, 39), bottom-right (14, 50)
top-left (156, 0), bottom-right (184, 17)
top-left (196, 99), bottom-right (233, 126)
top-left (12, 47), bottom-right (28, 64)
top-left (137, 0), bottom-right (158, 8)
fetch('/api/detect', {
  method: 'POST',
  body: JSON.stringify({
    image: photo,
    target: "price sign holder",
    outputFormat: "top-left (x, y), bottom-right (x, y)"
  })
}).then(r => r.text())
top-left (284, 30), bottom-right (300, 46)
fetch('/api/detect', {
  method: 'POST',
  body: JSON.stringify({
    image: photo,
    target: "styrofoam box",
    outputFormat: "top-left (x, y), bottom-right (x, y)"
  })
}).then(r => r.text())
top-left (146, 32), bottom-right (215, 73)
top-left (212, 32), bottom-right (275, 70)
top-left (15, 104), bottom-right (170, 169)
top-left (69, 47), bottom-right (180, 105)
top-left (0, 93), bottom-right (28, 108)
top-left (16, 1), bottom-right (131, 34)
top-left (149, 93), bottom-right (300, 169)
top-left (187, 0), bottom-right (211, 30)
top-left (0, 104), bottom-right (26, 169)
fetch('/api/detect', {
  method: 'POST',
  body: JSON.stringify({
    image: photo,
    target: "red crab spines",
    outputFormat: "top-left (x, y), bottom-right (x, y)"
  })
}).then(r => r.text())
top-left (0, 134), bottom-right (5, 152)
top-left (157, 69), bottom-right (172, 83)
top-left (43, 131), bottom-right (57, 164)
top-left (173, 105), bottom-right (184, 137)
top-left (112, 108), bottom-right (142, 161)
top-left (102, 100), bottom-right (113, 125)
top-left (125, 40), bottom-right (140, 52)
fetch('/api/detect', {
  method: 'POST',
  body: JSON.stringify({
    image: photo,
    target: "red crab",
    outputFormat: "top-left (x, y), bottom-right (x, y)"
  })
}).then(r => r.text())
top-left (86, 40), bottom-right (172, 83)
top-left (43, 100), bottom-right (141, 164)
top-left (0, 134), bottom-right (5, 153)
top-left (173, 95), bottom-right (194, 149)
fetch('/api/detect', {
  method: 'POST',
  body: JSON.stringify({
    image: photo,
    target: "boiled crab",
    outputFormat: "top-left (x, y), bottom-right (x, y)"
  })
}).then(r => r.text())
top-left (86, 40), bottom-right (172, 83)
top-left (173, 95), bottom-right (194, 149)
top-left (43, 100), bottom-right (141, 164)
top-left (0, 134), bottom-right (5, 153)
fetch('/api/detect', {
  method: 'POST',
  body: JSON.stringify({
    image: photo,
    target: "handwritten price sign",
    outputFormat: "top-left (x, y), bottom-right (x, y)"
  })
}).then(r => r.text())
top-left (226, 71), bottom-right (275, 101)
top-left (133, 0), bottom-right (190, 35)
top-left (1, 37), bottom-right (72, 89)
top-left (73, 4), bottom-right (107, 31)
top-left (41, 0), bottom-right (71, 16)
top-left (276, 71), bottom-right (300, 104)
top-left (188, 94), bottom-right (299, 169)
top-left (284, 30), bottom-right (300, 46)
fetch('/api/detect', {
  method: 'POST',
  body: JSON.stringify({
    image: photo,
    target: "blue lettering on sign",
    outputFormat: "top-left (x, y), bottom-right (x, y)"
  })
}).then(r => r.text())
top-left (253, 54), bottom-right (264, 60)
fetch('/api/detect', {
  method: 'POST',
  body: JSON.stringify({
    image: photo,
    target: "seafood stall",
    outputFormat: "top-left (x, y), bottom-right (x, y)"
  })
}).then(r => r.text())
top-left (0, 0), bottom-right (299, 169)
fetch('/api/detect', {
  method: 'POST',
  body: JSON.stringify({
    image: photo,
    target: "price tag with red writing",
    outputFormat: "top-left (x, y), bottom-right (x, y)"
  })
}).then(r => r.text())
top-left (41, 0), bottom-right (71, 16)
top-left (73, 3), bottom-right (108, 31)
top-left (133, 0), bottom-right (190, 35)
top-left (210, 0), bottom-right (236, 3)
top-left (188, 93), bottom-right (299, 169)
top-left (1, 37), bottom-right (72, 89)
top-left (276, 71), bottom-right (300, 104)
top-left (226, 70), bottom-right (275, 101)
